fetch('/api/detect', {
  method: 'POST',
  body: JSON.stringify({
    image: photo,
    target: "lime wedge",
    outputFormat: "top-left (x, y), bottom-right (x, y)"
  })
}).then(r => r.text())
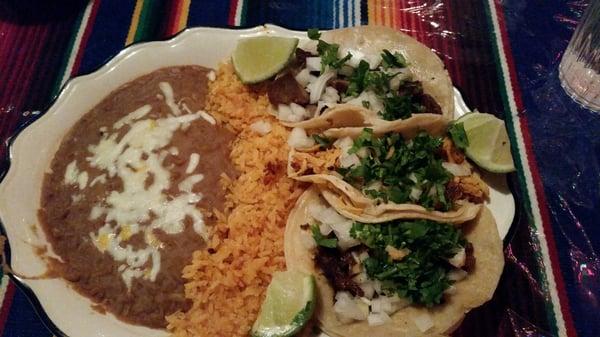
top-left (232, 36), bottom-right (299, 84)
top-left (251, 270), bottom-right (316, 337)
top-left (456, 112), bottom-right (516, 173)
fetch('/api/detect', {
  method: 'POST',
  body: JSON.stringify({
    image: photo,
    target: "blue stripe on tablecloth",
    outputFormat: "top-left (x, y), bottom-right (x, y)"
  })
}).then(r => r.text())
top-left (2, 288), bottom-right (53, 337)
top-left (186, 1), bottom-right (231, 28)
top-left (77, 1), bottom-right (135, 75)
top-left (242, 0), bottom-right (335, 30)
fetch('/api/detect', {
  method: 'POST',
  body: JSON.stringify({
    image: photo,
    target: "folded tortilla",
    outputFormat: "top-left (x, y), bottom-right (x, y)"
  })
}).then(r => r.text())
top-left (284, 187), bottom-right (504, 337)
top-left (283, 25), bottom-right (454, 130)
top-left (287, 116), bottom-right (485, 224)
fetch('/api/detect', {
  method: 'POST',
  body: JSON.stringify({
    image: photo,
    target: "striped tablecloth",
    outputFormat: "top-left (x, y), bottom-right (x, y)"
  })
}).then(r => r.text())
top-left (0, 1), bottom-right (597, 336)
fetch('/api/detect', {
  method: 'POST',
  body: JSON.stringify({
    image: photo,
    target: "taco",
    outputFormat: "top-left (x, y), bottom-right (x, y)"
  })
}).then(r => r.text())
top-left (284, 187), bottom-right (504, 337)
top-left (265, 26), bottom-right (454, 131)
top-left (286, 117), bottom-right (487, 224)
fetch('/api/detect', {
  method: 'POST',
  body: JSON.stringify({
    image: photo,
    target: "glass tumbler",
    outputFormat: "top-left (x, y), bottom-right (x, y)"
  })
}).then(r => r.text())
top-left (559, 0), bottom-right (600, 112)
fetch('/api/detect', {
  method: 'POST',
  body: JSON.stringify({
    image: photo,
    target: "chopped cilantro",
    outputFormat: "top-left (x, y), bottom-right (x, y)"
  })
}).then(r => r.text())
top-left (361, 100), bottom-right (371, 109)
top-left (312, 134), bottom-right (333, 148)
top-left (448, 122), bottom-right (469, 150)
top-left (346, 60), bottom-right (399, 97)
top-left (379, 93), bottom-right (423, 121)
top-left (311, 224), bottom-right (338, 248)
top-left (346, 60), bottom-right (370, 96)
top-left (315, 40), bottom-right (351, 71)
top-left (350, 220), bottom-right (466, 306)
top-left (381, 49), bottom-right (407, 69)
top-left (340, 129), bottom-right (452, 211)
top-left (307, 28), bottom-right (321, 40)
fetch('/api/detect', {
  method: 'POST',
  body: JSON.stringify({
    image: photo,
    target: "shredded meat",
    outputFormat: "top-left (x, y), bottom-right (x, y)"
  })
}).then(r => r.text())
top-left (291, 48), bottom-right (315, 69)
top-left (267, 72), bottom-right (310, 106)
top-left (330, 79), bottom-right (349, 93)
top-left (315, 247), bottom-right (364, 297)
top-left (440, 137), bottom-right (465, 164)
top-left (464, 242), bottom-right (475, 272)
top-left (445, 175), bottom-right (489, 203)
top-left (397, 80), bottom-right (443, 115)
top-left (421, 93), bottom-right (443, 114)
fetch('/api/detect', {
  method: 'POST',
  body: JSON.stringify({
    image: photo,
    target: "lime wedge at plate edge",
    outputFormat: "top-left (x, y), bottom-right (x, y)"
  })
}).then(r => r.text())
top-left (456, 112), bottom-right (516, 173)
top-left (251, 270), bottom-right (316, 337)
top-left (232, 36), bottom-right (298, 84)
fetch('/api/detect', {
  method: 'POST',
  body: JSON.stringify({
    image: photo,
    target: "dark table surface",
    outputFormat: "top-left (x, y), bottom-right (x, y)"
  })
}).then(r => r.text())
top-left (0, 1), bottom-right (597, 336)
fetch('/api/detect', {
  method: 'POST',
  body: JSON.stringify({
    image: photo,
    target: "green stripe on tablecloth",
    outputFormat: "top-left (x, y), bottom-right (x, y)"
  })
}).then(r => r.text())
top-left (482, 1), bottom-right (560, 335)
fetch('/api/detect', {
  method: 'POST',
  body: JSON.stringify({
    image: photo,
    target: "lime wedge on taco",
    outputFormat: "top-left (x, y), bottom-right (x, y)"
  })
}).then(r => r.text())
top-left (457, 112), bottom-right (515, 173)
top-left (251, 270), bottom-right (316, 337)
top-left (232, 36), bottom-right (298, 84)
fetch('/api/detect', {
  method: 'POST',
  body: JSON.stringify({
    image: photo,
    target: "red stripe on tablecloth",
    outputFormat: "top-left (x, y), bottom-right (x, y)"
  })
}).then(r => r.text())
top-left (165, 0), bottom-right (184, 37)
top-left (228, 0), bottom-right (238, 26)
top-left (0, 26), bottom-right (46, 137)
top-left (70, 0), bottom-right (102, 77)
top-left (0, 282), bottom-right (17, 335)
top-left (493, 1), bottom-right (578, 336)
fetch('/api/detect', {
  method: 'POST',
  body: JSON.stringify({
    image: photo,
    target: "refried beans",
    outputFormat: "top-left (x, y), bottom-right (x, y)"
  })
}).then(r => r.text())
top-left (38, 66), bottom-right (236, 328)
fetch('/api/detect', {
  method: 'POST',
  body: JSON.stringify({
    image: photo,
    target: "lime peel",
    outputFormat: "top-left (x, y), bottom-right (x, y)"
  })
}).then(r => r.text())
top-left (251, 271), bottom-right (316, 337)
top-left (232, 36), bottom-right (299, 84)
top-left (456, 112), bottom-right (516, 173)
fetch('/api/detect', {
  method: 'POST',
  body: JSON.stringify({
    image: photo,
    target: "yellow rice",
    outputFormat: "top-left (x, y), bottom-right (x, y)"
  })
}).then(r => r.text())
top-left (166, 63), bottom-right (305, 337)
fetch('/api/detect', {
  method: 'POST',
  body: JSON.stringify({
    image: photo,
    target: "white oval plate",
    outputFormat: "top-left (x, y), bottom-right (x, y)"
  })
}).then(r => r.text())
top-left (0, 25), bottom-right (514, 337)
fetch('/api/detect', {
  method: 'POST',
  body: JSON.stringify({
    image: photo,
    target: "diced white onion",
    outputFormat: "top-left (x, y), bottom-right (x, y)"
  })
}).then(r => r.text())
top-left (413, 312), bottom-right (434, 332)
top-left (306, 57), bottom-right (322, 72)
top-left (330, 220), bottom-right (361, 250)
top-left (346, 90), bottom-right (384, 113)
top-left (308, 203), bottom-right (348, 226)
top-left (360, 281), bottom-right (375, 299)
top-left (448, 248), bottom-right (466, 268)
top-left (295, 68), bottom-right (312, 87)
top-left (387, 67), bottom-right (411, 91)
top-left (287, 127), bottom-right (315, 149)
top-left (290, 102), bottom-right (309, 118)
top-left (307, 70), bottom-right (336, 104)
top-left (442, 162), bottom-right (471, 176)
top-left (339, 153), bottom-right (360, 168)
top-left (340, 48), bottom-right (381, 69)
top-left (277, 104), bottom-right (301, 122)
top-left (334, 136), bottom-right (360, 168)
top-left (319, 222), bottom-right (333, 236)
top-left (448, 268), bottom-right (468, 282)
top-left (249, 120), bottom-right (272, 135)
top-left (334, 292), bottom-right (369, 321)
top-left (321, 86), bottom-right (340, 104)
top-left (410, 186), bottom-right (423, 201)
top-left (333, 136), bottom-right (354, 150)
top-left (367, 312), bottom-right (391, 326)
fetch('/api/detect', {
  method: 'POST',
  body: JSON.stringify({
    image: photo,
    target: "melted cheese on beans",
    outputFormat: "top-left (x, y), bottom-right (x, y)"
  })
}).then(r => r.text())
top-left (63, 82), bottom-right (209, 289)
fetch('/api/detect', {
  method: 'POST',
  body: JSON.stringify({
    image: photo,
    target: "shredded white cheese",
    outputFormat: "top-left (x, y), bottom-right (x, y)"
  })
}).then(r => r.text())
top-left (199, 110), bottom-right (216, 125)
top-left (186, 153), bottom-right (200, 174)
top-left (84, 82), bottom-right (209, 289)
top-left (64, 160), bottom-right (88, 189)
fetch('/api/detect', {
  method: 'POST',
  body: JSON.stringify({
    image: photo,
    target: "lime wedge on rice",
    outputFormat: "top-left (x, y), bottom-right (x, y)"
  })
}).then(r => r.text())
top-left (456, 112), bottom-right (516, 173)
top-left (232, 36), bottom-right (299, 84)
top-left (251, 270), bottom-right (316, 337)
